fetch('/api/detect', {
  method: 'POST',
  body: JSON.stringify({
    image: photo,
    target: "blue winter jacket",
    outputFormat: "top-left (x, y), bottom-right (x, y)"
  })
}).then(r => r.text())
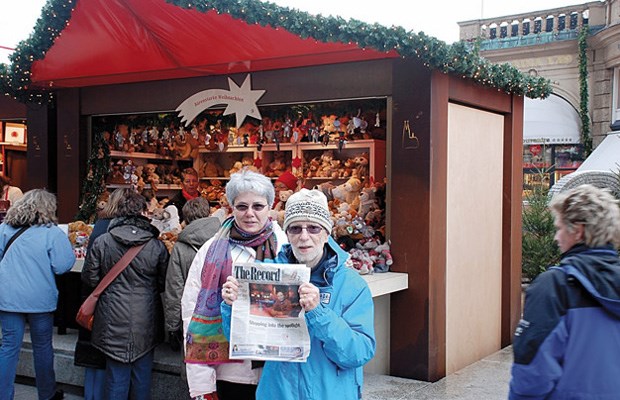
top-left (0, 224), bottom-right (75, 312)
top-left (509, 244), bottom-right (620, 400)
top-left (222, 236), bottom-right (375, 400)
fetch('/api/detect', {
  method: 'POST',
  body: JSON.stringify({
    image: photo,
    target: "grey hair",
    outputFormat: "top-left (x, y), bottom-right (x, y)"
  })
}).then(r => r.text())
top-left (226, 169), bottom-right (275, 206)
top-left (4, 189), bottom-right (58, 227)
top-left (549, 184), bottom-right (620, 248)
top-left (182, 196), bottom-right (211, 224)
top-left (99, 188), bottom-right (126, 219)
top-left (114, 188), bottom-right (147, 217)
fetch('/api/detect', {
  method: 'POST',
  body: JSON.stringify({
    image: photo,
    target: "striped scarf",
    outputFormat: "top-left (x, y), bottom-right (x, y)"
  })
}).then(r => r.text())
top-left (185, 216), bottom-right (277, 364)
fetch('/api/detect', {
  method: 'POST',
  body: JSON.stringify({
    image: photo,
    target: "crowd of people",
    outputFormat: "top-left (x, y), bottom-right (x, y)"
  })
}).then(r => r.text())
top-left (0, 169), bottom-right (377, 400)
top-left (3, 168), bottom-right (619, 400)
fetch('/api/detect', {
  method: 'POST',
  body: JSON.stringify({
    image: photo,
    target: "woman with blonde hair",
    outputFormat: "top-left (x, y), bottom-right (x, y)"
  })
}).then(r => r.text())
top-left (0, 189), bottom-right (75, 400)
top-left (510, 184), bottom-right (620, 399)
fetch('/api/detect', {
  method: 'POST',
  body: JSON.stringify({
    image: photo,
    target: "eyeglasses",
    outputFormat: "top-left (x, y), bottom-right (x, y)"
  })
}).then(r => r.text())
top-left (286, 225), bottom-right (324, 235)
top-left (234, 203), bottom-right (268, 212)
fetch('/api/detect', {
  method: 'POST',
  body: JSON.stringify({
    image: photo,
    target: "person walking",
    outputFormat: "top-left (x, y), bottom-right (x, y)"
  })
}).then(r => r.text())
top-left (165, 197), bottom-right (221, 352)
top-left (81, 188), bottom-right (169, 399)
top-left (0, 189), bottom-right (76, 400)
top-left (221, 189), bottom-right (376, 400)
top-left (181, 169), bottom-right (287, 400)
top-left (509, 184), bottom-right (620, 400)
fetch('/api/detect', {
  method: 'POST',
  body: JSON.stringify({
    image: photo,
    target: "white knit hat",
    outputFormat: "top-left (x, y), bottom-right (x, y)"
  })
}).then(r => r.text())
top-left (283, 189), bottom-right (332, 233)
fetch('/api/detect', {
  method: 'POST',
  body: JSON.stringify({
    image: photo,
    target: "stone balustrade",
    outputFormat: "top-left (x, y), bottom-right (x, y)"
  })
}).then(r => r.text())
top-left (458, 1), bottom-right (606, 42)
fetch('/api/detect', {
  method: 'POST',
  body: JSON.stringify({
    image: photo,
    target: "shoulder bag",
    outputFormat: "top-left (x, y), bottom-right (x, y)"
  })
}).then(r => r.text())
top-left (76, 243), bottom-right (146, 330)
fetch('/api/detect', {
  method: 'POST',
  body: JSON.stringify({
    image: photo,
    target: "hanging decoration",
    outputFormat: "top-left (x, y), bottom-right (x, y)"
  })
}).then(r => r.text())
top-left (578, 24), bottom-right (592, 157)
top-left (176, 75), bottom-right (266, 129)
top-left (75, 130), bottom-right (111, 223)
top-left (0, 0), bottom-right (552, 104)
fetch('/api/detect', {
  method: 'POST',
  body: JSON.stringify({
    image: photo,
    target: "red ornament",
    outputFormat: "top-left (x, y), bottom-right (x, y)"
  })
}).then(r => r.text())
top-left (529, 145), bottom-right (541, 156)
top-left (253, 157), bottom-right (262, 168)
top-left (291, 157), bottom-right (302, 169)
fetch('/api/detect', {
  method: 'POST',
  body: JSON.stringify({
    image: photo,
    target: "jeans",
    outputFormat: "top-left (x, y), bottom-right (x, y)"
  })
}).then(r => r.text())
top-left (84, 367), bottom-right (105, 400)
top-left (104, 350), bottom-right (154, 400)
top-left (0, 311), bottom-right (56, 400)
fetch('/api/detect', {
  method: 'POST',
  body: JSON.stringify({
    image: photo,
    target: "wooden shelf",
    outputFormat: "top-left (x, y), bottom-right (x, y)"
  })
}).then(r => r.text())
top-left (107, 183), bottom-right (181, 191)
top-left (109, 150), bottom-right (191, 161)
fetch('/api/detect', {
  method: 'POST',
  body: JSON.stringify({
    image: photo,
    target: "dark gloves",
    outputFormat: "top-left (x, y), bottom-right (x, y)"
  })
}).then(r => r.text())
top-left (169, 329), bottom-right (183, 352)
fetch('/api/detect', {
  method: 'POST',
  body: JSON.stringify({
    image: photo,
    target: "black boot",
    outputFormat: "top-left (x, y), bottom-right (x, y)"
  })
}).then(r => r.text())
top-left (51, 389), bottom-right (64, 400)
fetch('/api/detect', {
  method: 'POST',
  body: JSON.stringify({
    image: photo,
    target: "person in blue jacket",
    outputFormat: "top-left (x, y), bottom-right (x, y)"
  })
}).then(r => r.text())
top-left (221, 188), bottom-right (376, 400)
top-left (509, 184), bottom-right (620, 400)
top-left (0, 189), bottom-right (76, 400)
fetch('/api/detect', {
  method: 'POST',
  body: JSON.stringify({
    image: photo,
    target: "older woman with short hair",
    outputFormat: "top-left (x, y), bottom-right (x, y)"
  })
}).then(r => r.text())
top-left (0, 189), bottom-right (75, 400)
top-left (182, 169), bottom-right (287, 400)
top-left (510, 184), bottom-right (620, 400)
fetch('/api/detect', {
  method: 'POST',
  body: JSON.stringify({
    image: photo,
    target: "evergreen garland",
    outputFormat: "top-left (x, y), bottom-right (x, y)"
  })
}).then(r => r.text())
top-left (0, 0), bottom-right (553, 103)
top-left (75, 131), bottom-right (110, 222)
top-left (578, 24), bottom-right (592, 156)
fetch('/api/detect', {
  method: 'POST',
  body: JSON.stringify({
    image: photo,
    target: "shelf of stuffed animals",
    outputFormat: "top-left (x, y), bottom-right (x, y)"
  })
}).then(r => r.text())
top-left (195, 144), bottom-right (259, 180)
top-left (259, 142), bottom-right (296, 179)
top-left (106, 150), bottom-right (193, 196)
top-left (297, 139), bottom-right (386, 185)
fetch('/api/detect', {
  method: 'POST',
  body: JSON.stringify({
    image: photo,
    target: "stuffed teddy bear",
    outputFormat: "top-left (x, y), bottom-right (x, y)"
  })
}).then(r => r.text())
top-left (201, 154), bottom-right (224, 177)
top-left (274, 189), bottom-right (294, 212)
top-left (332, 176), bottom-right (362, 207)
top-left (150, 205), bottom-right (181, 235)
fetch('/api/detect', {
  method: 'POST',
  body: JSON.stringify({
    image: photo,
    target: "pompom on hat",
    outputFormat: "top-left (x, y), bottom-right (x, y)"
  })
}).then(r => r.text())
top-left (283, 189), bottom-right (332, 233)
top-left (275, 171), bottom-right (298, 191)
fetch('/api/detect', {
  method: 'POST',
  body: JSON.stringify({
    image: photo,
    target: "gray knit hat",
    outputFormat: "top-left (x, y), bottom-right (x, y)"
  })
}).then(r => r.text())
top-left (283, 189), bottom-right (332, 233)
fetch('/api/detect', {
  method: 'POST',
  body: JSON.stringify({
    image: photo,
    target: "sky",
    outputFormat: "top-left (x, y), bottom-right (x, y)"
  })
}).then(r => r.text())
top-left (0, 0), bottom-right (590, 64)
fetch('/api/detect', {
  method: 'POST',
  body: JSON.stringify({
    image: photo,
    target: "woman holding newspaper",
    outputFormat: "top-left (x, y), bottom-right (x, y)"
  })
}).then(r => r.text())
top-left (181, 169), bottom-right (287, 400)
top-left (221, 189), bottom-right (376, 400)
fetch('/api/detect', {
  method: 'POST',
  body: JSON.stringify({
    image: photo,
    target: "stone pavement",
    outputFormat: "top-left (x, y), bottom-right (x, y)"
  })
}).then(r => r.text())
top-left (14, 346), bottom-right (513, 399)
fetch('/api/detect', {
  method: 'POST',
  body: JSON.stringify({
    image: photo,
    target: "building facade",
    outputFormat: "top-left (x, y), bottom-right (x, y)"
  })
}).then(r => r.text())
top-left (460, 0), bottom-right (620, 191)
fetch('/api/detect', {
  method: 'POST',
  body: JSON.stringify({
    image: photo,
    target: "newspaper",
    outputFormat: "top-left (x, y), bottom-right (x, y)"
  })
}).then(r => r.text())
top-left (229, 262), bottom-right (311, 362)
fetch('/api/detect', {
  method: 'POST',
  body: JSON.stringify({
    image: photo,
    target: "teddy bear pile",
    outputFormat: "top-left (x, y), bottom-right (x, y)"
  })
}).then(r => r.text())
top-left (311, 176), bottom-right (391, 275)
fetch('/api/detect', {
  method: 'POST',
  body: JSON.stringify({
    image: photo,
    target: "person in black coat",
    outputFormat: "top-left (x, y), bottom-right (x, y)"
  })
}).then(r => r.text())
top-left (74, 188), bottom-right (125, 400)
top-left (81, 188), bottom-right (169, 399)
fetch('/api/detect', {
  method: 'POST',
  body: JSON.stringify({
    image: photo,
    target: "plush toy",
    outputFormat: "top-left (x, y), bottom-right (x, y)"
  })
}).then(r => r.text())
top-left (201, 154), bottom-right (224, 177)
top-left (159, 231), bottom-right (178, 253)
top-left (371, 241), bottom-right (393, 272)
top-left (68, 220), bottom-right (94, 257)
top-left (143, 163), bottom-right (160, 192)
top-left (349, 248), bottom-right (373, 275)
top-left (274, 189), bottom-right (294, 212)
top-left (96, 191), bottom-right (110, 216)
top-left (332, 176), bottom-right (362, 206)
top-left (226, 161), bottom-right (244, 177)
top-left (150, 205), bottom-right (181, 235)
top-left (357, 186), bottom-right (378, 220)
top-left (353, 152), bottom-right (369, 181)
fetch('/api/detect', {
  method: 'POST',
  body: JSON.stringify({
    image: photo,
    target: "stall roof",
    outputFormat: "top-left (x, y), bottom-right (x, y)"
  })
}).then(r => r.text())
top-left (30, 0), bottom-right (399, 88)
top-left (2, 0), bottom-right (553, 102)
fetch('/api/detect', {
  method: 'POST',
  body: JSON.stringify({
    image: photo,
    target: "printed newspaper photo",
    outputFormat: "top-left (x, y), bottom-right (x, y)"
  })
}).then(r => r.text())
top-left (229, 262), bottom-right (310, 362)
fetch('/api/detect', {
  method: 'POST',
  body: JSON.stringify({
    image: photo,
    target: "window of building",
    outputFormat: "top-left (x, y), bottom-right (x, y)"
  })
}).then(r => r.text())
top-left (612, 67), bottom-right (620, 131)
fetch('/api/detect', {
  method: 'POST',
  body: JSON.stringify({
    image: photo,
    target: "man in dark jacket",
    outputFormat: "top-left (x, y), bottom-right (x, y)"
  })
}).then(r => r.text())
top-left (82, 188), bottom-right (169, 400)
top-left (509, 184), bottom-right (620, 400)
top-left (164, 197), bottom-right (221, 352)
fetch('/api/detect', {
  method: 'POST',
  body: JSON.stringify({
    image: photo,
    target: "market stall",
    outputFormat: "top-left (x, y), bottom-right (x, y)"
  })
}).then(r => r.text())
top-left (2, 0), bottom-right (550, 381)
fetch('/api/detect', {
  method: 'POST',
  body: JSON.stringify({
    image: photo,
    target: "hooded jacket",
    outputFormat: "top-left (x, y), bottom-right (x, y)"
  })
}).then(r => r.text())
top-left (164, 216), bottom-right (221, 332)
top-left (82, 216), bottom-right (169, 363)
top-left (221, 236), bottom-right (376, 400)
top-left (509, 244), bottom-right (620, 400)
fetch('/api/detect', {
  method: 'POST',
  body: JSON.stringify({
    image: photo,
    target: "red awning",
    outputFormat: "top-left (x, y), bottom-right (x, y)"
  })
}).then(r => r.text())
top-left (30, 0), bottom-right (399, 88)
